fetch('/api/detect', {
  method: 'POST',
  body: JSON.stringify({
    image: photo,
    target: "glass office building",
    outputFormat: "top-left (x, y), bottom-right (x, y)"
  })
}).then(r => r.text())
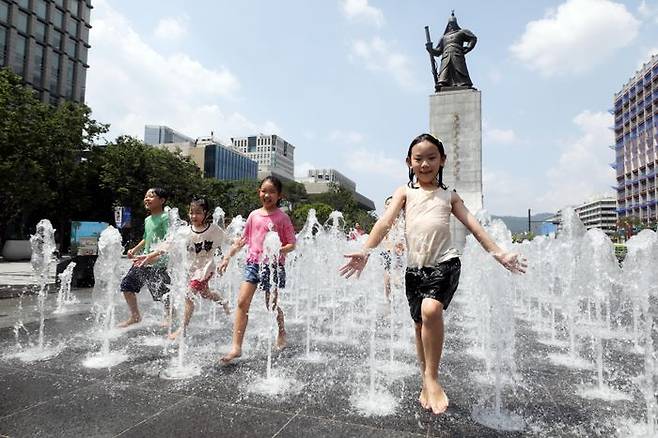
top-left (144, 125), bottom-right (195, 146)
top-left (0, 0), bottom-right (92, 104)
top-left (204, 143), bottom-right (257, 181)
top-left (613, 54), bottom-right (658, 224)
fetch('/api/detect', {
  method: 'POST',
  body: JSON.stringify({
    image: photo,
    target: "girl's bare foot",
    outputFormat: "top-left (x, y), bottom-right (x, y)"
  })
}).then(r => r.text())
top-left (117, 316), bottom-right (141, 328)
top-left (425, 378), bottom-right (449, 415)
top-left (220, 348), bottom-right (242, 363)
top-left (220, 301), bottom-right (231, 315)
top-left (275, 330), bottom-right (287, 350)
top-left (419, 387), bottom-right (430, 410)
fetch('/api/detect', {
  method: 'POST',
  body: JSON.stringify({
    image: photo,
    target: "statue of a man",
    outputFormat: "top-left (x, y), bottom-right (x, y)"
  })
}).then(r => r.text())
top-left (426, 12), bottom-right (477, 90)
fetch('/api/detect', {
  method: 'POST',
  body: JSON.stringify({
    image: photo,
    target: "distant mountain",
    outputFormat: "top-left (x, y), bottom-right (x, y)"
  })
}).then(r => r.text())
top-left (492, 212), bottom-right (555, 234)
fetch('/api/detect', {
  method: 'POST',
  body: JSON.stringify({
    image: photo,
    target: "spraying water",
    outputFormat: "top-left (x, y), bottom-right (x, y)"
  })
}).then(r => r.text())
top-left (54, 261), bottom-right (78, 314)
top-left (83, 226), bottom-right (129, 368)
top-left (7, 220), bottom-right (64, 362)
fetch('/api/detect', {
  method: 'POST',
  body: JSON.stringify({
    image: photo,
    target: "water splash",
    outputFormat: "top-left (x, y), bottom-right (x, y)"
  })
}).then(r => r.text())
top-left (83, 226), bottom-right (128, 368)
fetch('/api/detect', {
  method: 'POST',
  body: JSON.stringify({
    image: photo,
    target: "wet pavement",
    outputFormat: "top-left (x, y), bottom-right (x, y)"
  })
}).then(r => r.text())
top-left (0, 262), bottom-right (651, 437)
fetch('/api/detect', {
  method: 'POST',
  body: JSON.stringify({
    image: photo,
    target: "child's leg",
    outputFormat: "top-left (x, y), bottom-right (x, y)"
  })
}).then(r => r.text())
top-left (420, 298), bottom-right (448, 414)
top-left (414, 322), bottom-right (429, 409)
top-left (266, 289), bottom-right (287, 350)
top-left (117, 291), bottom-right (141, 327)
top-left (200, 287), bottom-right (230, 315)
top-left (220, 281), bottom-right (257, 363)
top-left (169, 295), bottom-right (194, 340)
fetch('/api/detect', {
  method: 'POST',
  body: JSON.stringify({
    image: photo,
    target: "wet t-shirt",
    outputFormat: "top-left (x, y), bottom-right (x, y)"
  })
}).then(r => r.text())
top-left (188, 223), bottom-right (226, 281)
top-left (243, 209), bottom-right (296, 264)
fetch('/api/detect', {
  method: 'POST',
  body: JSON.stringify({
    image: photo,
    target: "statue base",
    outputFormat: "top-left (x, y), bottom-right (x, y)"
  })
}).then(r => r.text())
top-left (429, 88), bottom-right (483, 252)
top-left (436, 85), bottom-right (476, 92)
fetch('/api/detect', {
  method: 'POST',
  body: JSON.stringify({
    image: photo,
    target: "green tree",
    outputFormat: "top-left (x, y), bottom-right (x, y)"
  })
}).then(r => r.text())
top-left (307, 184), bottom-right (376, 231)
top-left (0, 68), bottom-right (108, 247)
top-left (97, 136), bottom-right (204, 243)
top-left (290, 202), bottom-right (333, 230)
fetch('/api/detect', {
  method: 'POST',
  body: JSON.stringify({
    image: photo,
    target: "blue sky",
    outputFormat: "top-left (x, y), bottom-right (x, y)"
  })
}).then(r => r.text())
top-left (86, 0), bottom-right (658, 216)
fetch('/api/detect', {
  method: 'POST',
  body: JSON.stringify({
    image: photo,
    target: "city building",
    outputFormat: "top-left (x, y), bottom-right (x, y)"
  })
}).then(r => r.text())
top-left (303, 168), bottom-right (356, 192)
top-left (149, 128), bottom-right (257, 181)
top-left (297, 168), bottom-right (375, 211)
top-left (144, 124), bottom-right (195, 146)
top-left (612, 54), bottom-right (658, 226)
top-left (0, 0), bottom-right (92, 104)
top-left (231, 134), bottom-right (295, 181)
top-left (552, 195), bottom-right (617, 237)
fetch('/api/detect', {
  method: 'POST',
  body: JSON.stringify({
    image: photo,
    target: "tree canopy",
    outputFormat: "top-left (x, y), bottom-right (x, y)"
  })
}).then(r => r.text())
top-left (0, 68), bottom-right (376, 250)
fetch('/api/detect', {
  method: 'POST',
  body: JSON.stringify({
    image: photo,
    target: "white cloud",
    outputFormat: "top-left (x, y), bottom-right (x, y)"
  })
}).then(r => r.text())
top-left (329, 130), bottom-right (365, 145)
top-left (536, 110), bottom-right (615, 211)
top-left (510, 0), bottom-right (640, 76)
top-left (86, 0), bottom-right (277, 143)
top-left (483, 169), bottom-right (536, 215)
top-left (638, 0), bottom-right (658, 22)
top-left (340, 0), bottom-right (384, 27)
top-left (344, 148), bottom-right (404, 176)
top-left (485, 128), bottom-right (518, 145)
top-left (350, 37), bottom-right (418, 89)
top-left (153, 17), bottom-right (187, 41)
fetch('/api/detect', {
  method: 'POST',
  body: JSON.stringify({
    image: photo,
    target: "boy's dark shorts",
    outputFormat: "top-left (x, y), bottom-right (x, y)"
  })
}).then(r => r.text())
top-left (405, 257), bottom-right (461, 323)
top-left (244, 262), bottom-right (286, 292)
top-left (120, 265), bottom-right (171, 301)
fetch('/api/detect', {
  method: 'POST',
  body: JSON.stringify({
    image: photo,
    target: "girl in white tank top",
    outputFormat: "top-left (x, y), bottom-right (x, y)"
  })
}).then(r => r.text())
top-left (340, 133), bottom-right (526, 416)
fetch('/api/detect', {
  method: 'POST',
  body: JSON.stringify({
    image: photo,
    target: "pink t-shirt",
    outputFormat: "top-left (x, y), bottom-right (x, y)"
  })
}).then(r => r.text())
top-left (243, 208), bottom-right (296, 263)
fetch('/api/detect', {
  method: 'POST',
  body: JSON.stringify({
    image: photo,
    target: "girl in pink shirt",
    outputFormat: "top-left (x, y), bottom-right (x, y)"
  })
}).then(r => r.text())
top-left (218, 176), bottom-right (296, 363)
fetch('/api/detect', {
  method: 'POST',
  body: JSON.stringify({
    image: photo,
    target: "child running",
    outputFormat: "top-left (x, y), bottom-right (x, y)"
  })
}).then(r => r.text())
top-left (218, 176), bottom-right (296, 363)
top-left (340, 133), bottom-right (526, 415)
top-left (135, 196), bottom-right (230, 340)
top-left (118, 188), bottom-right (171, 328)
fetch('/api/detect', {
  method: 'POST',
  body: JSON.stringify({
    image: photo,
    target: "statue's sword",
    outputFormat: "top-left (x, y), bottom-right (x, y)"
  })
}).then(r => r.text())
top-left (424, 26), bottom-right (440, 92)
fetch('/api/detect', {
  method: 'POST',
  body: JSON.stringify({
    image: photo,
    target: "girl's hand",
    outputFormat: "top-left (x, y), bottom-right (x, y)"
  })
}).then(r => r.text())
top-left (339, 252), bottom-right (369, 279)
top-left (127, 248), bottom-right (135, 259)
top-left (217, 257), bottom-right (230, 275)
top-left (493, 252), bottom-right (527, 274)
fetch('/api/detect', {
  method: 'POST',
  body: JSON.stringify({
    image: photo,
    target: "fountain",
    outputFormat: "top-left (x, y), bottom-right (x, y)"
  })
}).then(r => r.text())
top-left (3, 205), bottom-right (657, 436)
top-left (462, 216), bottom-right (525, 431)
top-left (54, 261), bottom-right (78, 314)
top-left (7, 219), bottom-right (64, 362)
top-left (160, 208), bottom-right (201, 380)
top-left (246, 225), bottom-right (304, 397)
top-left (83, 226), bottom-right (129, 368)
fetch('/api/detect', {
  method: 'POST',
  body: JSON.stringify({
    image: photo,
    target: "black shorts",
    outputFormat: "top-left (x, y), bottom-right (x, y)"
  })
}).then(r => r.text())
top-left (120, 265), bottom-right (171, 301)
top-left (405, 258), bottom-right (461, 323)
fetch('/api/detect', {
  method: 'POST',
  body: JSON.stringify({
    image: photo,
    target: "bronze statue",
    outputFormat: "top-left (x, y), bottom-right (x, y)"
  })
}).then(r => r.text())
top-left (425, 11), bottom-right (477, 92)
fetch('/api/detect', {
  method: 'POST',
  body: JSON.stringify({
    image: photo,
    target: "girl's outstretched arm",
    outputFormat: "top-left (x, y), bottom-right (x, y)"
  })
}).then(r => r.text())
top-left (217, 236), bottom-right (246, 274)
top-left (340, 186), bottom-right (406, 279)
top-left (450, 192), bottom-right (527, 274)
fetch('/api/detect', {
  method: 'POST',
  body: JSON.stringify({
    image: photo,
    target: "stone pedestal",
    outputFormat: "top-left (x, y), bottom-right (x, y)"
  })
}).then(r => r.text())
top-left (429, 89), bottom-right (483, 252)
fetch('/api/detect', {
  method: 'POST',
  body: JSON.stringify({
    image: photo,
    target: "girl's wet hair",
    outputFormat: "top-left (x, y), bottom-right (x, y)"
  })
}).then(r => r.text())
top-left (260, 175), bottom-right (283, 207)
top-left (189, 195), bottom-right (212, 224)
top-left (406, 133), bottom-right (447, 190)
top-left (148, 187), bottom-right (168, 202)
